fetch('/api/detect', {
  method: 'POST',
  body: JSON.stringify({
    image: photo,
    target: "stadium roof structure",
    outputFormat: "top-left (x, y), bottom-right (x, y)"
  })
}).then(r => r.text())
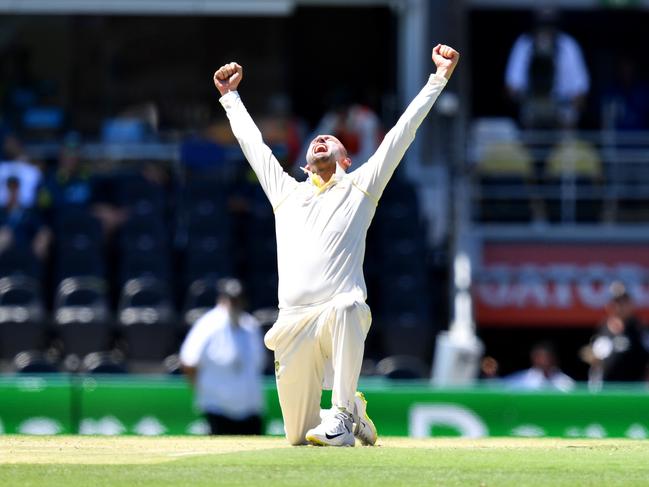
top-left (469, 0), bottom-right (649, 7)
top-left (3, 0), bottom-right (648, 15)
top-left (0, 0), bottom-right (405, 16)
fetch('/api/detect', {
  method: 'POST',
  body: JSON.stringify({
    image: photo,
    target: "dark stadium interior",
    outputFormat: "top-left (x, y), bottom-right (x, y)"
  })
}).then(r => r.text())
top-left (0, 9), bottom-right (396, 135)
top-left (469, 8), bottom-right (649, 129)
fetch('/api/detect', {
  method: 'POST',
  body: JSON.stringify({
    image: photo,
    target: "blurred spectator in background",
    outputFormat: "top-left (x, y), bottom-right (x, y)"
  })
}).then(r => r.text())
top-left (38, 133), bottom-right (94, 217)
top-left (601, 57), bottom-right (649, 131)
top-left (505, 342), bottom-right (575, 391)
top-left (581, 281), bottom-right (649, 385)
top-left (307, 89), bottom-right (382, 167)
top-left (180, 278), bottom-right (265, 435)
top-left (0, 134), bottom-right (42, 207)
top-left (479, 355), bottom-right (500, 380)
top-left (89, 171), bottom-right (129, 238)
top-left (505, 7), bottom-right (590, 129)
top-left (0, 176), bottom-right (51, 260)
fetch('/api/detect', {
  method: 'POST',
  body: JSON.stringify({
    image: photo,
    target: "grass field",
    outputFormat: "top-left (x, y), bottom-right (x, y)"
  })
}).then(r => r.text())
top-left (1, 436), bottom-right (649, 486)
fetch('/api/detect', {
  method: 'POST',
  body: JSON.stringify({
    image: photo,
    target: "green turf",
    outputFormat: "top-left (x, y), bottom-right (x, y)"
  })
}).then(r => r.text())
top-left (2, 437), bottom-right (649, 486)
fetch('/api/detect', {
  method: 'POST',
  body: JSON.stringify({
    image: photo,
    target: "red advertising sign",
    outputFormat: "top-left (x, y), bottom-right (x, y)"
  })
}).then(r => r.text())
top-left (474, 243), bottom-right (649, 326)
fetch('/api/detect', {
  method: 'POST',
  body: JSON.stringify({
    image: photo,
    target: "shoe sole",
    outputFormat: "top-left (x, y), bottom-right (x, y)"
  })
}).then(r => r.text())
top-left (305, 434), bottom-right (353, 447)
top-left (305, 435), bottom-right (326, 446)
top-left (355, 391), bottom-right (378, 446)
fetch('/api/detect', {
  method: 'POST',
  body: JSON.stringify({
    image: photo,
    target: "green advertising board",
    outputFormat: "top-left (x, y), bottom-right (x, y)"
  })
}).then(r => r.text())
top-left (0, 375), bottom-right (74, 434)
top-left (77, 375), bottom-right (203, 435)
top-left (0, 375), bottom-right (648, 439)
top-left (360, 383), bottom-right (649, 438)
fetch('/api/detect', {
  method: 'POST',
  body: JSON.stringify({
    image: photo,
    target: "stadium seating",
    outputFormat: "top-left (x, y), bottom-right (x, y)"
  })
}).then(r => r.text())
top-left (182, 278), bottom-right (218, 327)
top-left (119, 233), bottom-right (172, 287)
top-left (0, 139), bottom-right (437, 374)
top-left (180, 178), bottom-right (234, 286)
top-left (0, 247), bottom-right (42, 281)
top-left (81, 351), bottom-right (128, 374)
top-left (54, 277), bottom-right (112, 357)
top-left (247, 271), bottom-right (279, 312)
top-left (114, 172), bottom-right (167, 219)
top-left (469, 118), bottom-right (537, 222)
top-left (245, 207), bottom-right (278, 310)
top-left (101, 118), bottom-right (147, 144)
top-left (543, 139), bottom-right (604, 223)
top-left (0, 276), bottom-right (47, 359)
top-left (163, 353), bottom-right (183, 375)
top-left (53, 209), bottom-right (104, 282)
top-left (183, 236), bottom-right (233, 287)
top-left (13, 350), bottom-right (59, 373)
top-left (253, 307), bottom-right (278, 375)
top-left (375, 273), bottom-right (430, 320)
top-left (377, 312), bottom-right (435, 362)
top-left (376, 354), bottom-right (429, 379)
top-left (117, 277), bottom-right (177, 362)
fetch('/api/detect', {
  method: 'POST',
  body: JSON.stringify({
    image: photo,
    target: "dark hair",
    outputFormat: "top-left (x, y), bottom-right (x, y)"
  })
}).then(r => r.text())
top-left (217, 277), bottom-right (244, 300)
top-left (6, 176), bottom-right (19, 188)
top-left (608, 281), bottom-right (630, 303)
top-left (535, 7), bottom-right (559, 27)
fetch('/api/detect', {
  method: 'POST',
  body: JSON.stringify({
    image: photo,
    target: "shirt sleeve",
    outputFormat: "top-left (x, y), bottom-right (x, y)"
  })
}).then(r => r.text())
top-left (220, 91), bottom-right (298, 209)
top-left (179, 317), bottom-right (209, 367)
top-left (561, 35), bottom-right (590, 97)
top-left (350, 73), bottom-right (447, 201)
top-left (505, 35), bottom-right (531, 93)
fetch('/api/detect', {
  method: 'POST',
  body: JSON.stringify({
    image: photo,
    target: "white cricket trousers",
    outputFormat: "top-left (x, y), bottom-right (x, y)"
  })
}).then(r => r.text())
top-left (264, 292), bottom-right (372, 445)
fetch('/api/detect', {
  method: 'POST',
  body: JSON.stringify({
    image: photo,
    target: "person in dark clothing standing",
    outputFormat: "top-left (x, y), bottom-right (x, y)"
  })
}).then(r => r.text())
top-left (582, 281), bottom-right (649, 385)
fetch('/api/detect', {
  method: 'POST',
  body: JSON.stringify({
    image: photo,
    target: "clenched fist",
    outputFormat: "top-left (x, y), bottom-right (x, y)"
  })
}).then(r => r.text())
top-left (213, 62), bottom-right (243, 96)
top-left (432, 44), bottom-right (459, 80)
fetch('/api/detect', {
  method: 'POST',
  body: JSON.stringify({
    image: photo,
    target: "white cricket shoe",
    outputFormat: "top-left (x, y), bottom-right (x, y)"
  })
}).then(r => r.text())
top-left (305, 410), bottom-right (355, 447)
top-left (353, 391), bottom-right (378, 446)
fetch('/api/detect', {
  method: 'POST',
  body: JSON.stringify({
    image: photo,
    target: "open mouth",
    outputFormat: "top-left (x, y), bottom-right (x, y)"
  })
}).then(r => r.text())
top-left (314, 144), bottom-right (328, 154)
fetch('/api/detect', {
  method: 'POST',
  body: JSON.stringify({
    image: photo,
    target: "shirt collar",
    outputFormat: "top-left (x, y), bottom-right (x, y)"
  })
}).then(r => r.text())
top-left (303, 163), bottom-right (346, 193)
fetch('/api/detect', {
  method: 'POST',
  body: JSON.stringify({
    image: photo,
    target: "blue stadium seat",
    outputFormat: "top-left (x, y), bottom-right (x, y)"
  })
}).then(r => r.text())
top-left (54, 209), bottom-right (104, 282)
top-left (0, 276), bottom-right (47, 359)
top-left (54, 277), bottom-right (112, 357)
top-left (115, 172), bottom-right (167, 219)
top-left (117, 278), bottom-right (177, 361)
top-left (22, 106), bottom-right (64, 131)
top-left (81, 351), bottom-right (128, 374)
top-left (247, 271), bottom-right (278, 311)
top-left (101, 118), bottom-right (147, 144)
top-left (13, 350), bottom-right (59, 374)
top-left (376, 354), bottom-right (429, 379)
top-left (0, 247), bottom-right (41, 280)
top-left (183, 235), bottom-right (233, 286)
top-left (180, 138), bottom-right (227, 171)
top-left (377, 312), bottom-right (435, 362)
top-left (182, 278), bottom-right (218, 327)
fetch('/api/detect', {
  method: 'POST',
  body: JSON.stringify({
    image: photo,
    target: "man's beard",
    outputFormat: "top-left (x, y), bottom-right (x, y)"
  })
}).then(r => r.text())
top-left (308, 154), bottom-right (337, 174)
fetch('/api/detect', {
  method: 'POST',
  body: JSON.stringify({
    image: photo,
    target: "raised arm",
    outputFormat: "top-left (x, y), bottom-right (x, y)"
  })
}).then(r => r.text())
top-left (351, 44), bottom-right (459, 200)
top-left (215, 63), bottom-right (297, 209)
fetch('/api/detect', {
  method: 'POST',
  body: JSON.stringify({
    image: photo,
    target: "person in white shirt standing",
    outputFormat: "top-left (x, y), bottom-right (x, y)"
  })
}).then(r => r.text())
top-left (505, 342), bottom-right (575, 392)
top-left (505, 7), bottom-right (590, 129)
top-left (213, 43), bottom-right (459, 446)
top-left (180, 278), bottom-right (265, 435)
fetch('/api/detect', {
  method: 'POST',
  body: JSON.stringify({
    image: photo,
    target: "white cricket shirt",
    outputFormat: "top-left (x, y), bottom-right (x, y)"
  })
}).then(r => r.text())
top-left (220, 73), bottom-right (447, 309)
top-left (505, 32), bottom-right (590, 100)
top-left (179, 304), bottom-right (264, 418)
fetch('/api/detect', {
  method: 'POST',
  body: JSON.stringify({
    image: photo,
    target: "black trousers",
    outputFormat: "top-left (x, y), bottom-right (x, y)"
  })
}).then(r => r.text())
top-left (205, 413), bottom-right (263, 435)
